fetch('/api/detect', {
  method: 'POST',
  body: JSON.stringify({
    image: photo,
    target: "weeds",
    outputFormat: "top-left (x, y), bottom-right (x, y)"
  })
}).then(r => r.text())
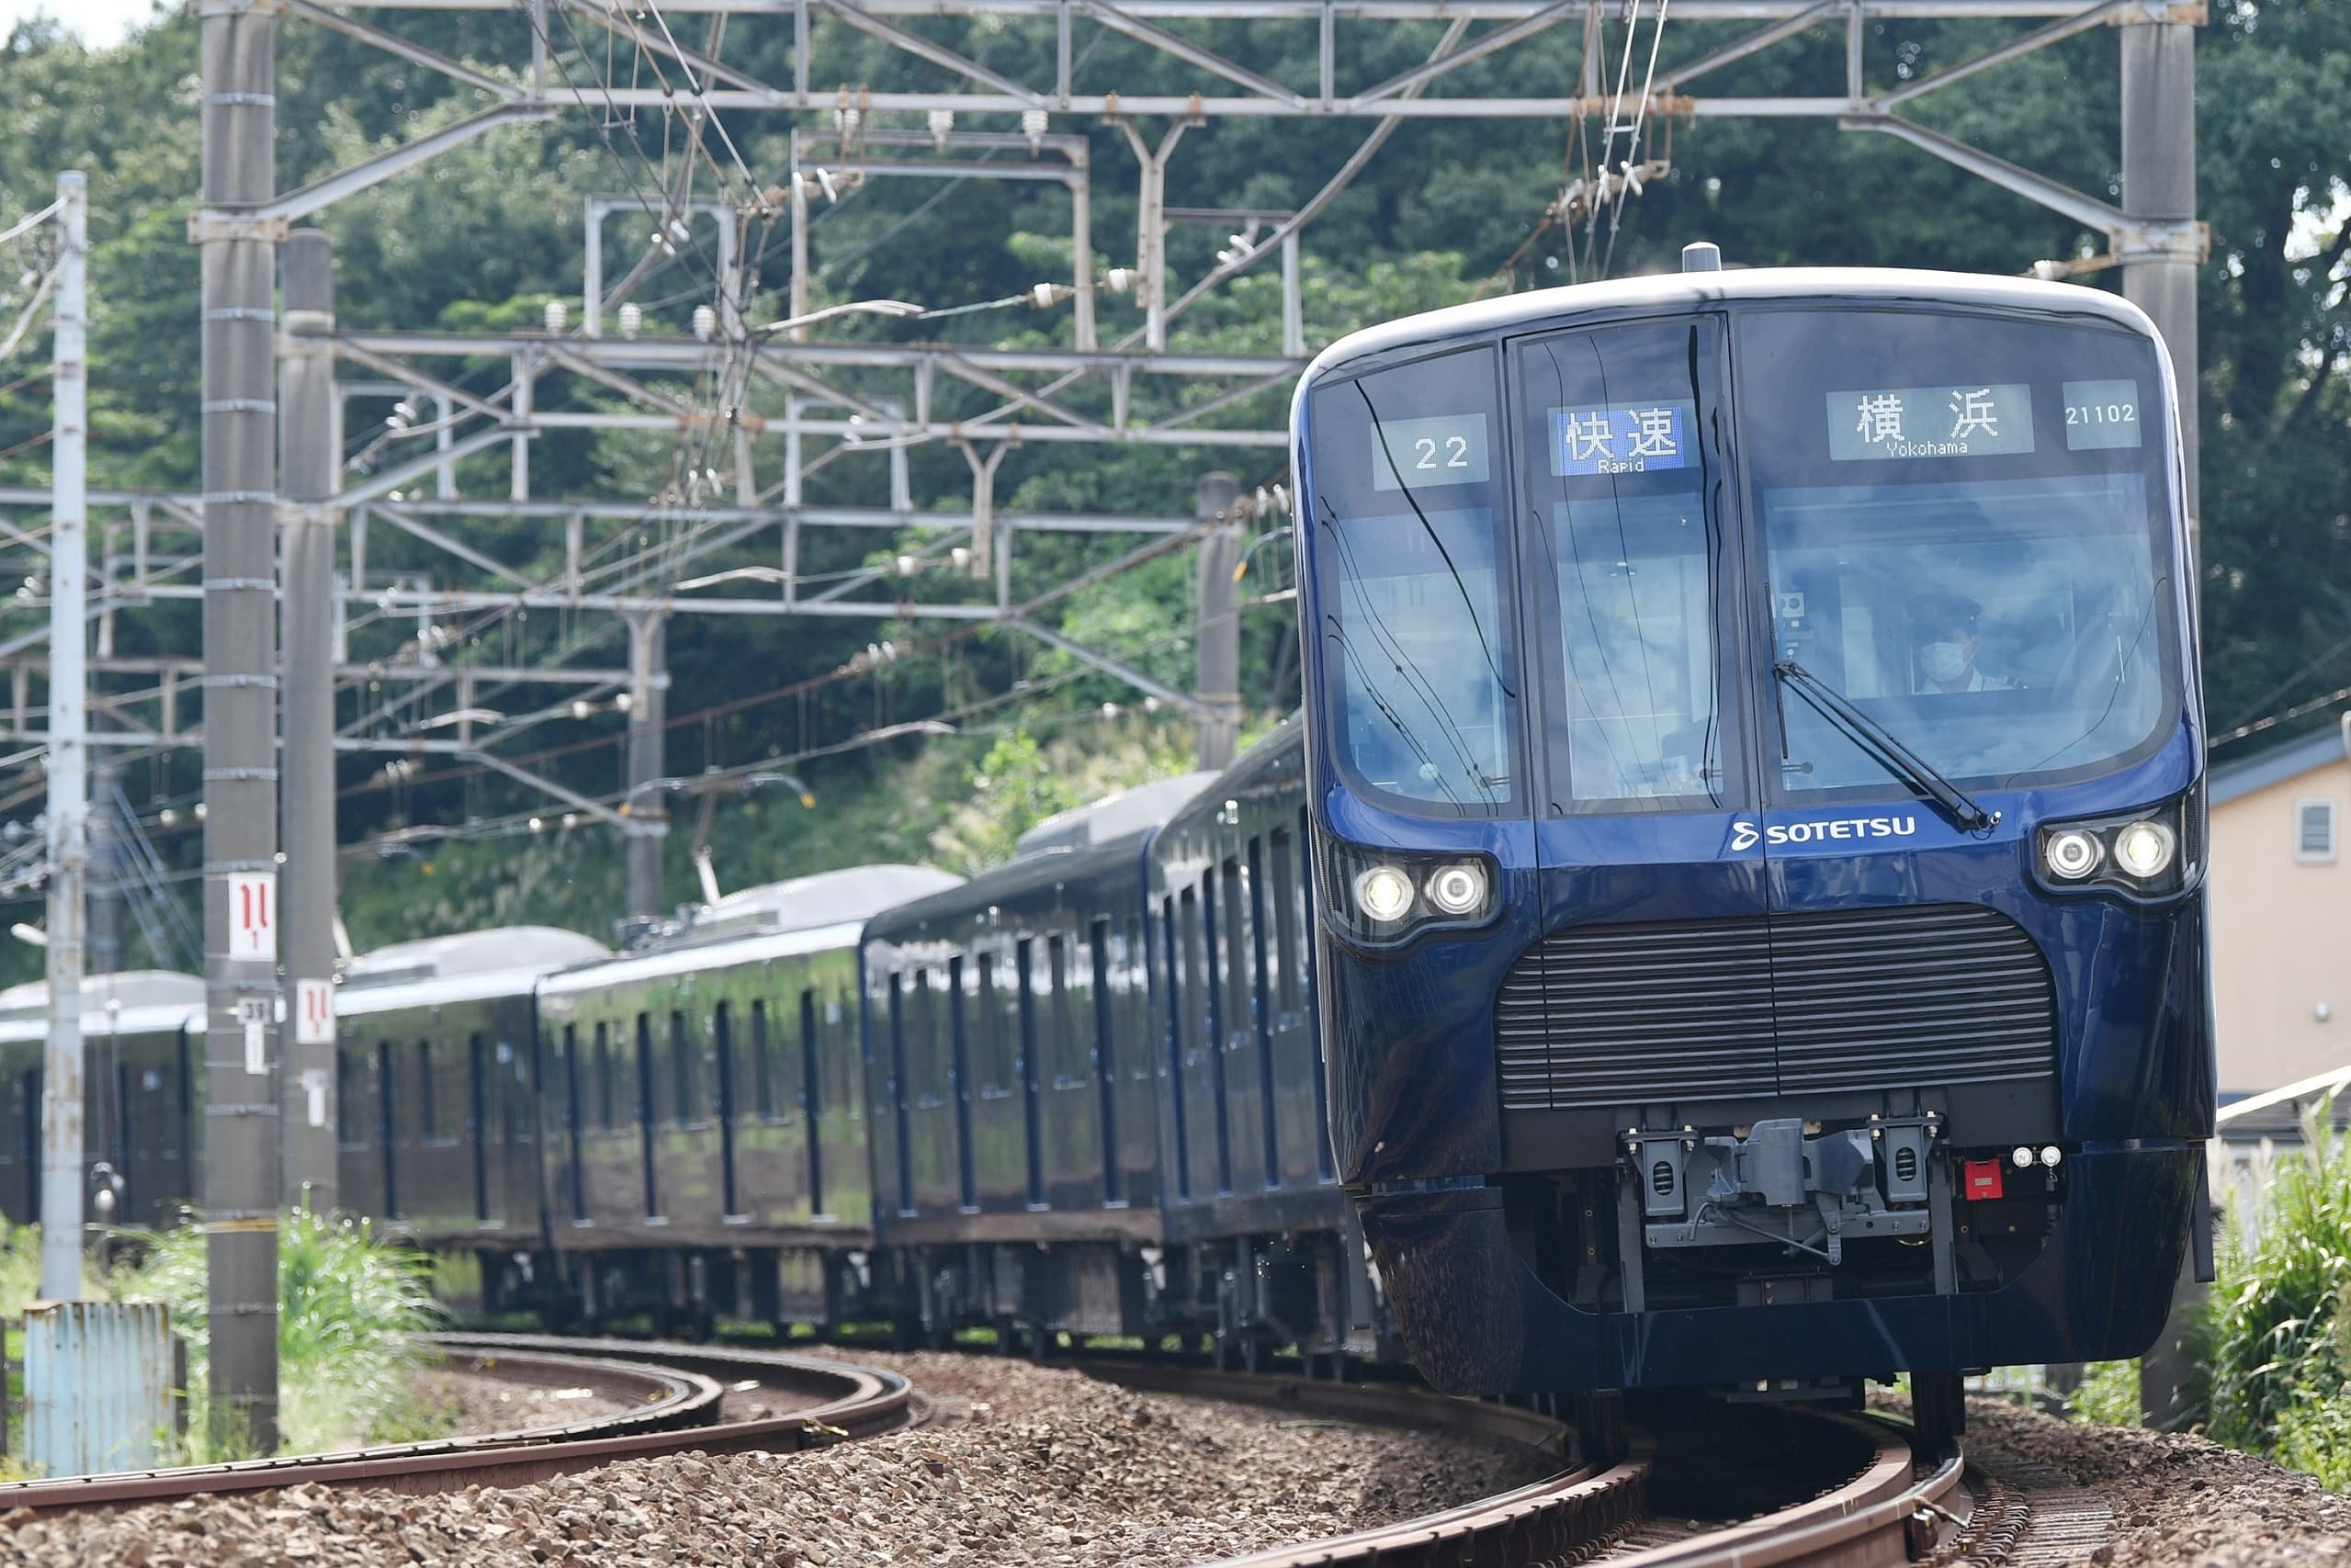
top-left (125, 1207), bottom-right (446, 1456)
top-left (2192, 1096), bottom-right (2351, 1487)
top-left (0, 1209), bottom-right (446, 1461)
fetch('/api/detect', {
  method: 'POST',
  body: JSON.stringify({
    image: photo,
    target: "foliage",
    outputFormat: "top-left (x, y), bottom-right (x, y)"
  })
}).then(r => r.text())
top-left (2198, 1099), bottom-right (2351, 1486)
top-left (2065, 1359), bottom-right (2144, 1427)
top-left (929, 720), bottom-right (1198, 875)
top-left (121, 1208), bottom-right (446, 1458)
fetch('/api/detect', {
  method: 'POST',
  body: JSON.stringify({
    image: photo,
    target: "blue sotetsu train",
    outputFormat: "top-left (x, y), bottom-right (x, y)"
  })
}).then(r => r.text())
top-left (0, 261), bottom-right (2209, 1444)
top-left (1292, 254), bottom-right (2213, 1431)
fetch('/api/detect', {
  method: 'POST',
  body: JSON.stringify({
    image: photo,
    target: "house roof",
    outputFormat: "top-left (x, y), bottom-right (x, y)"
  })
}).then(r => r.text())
top-left (2211, 722), bottom-right (2347, 807)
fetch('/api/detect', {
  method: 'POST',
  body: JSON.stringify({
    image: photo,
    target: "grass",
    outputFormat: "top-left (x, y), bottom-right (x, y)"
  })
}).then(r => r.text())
top-left (2184, 1096), bottom-right (2351, 1488)
top-left (0, 1209), bottom-right (448, 1463)
top-left (127, 1207), bottom-right (448, 1458)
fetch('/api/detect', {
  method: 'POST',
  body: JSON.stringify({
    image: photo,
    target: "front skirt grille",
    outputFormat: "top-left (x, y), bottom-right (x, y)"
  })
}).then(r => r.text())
top-left (1496, 904), bottom-right (2057, 1112)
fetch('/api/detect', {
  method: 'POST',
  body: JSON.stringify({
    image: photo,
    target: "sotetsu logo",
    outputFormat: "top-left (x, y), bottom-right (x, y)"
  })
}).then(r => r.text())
top-left (1728, 816), bottom-right (1919, 852)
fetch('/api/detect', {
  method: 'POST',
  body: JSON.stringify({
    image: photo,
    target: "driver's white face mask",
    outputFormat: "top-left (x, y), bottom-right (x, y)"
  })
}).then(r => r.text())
top-left (1919, 641), bottom-right (1971, 684)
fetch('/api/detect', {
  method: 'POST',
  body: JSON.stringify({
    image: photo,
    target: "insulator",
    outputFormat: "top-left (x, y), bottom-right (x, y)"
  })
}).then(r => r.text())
top-left (835, 107), bottom-right (862, 136)
top-left (544, 299), bottom-right (568, 335)
top-left (1104, 267), bottom-right (1136, 295)
top-left (927, 108), bottom-right (955, 146)
top-left (618, 303), bottom-right (643, 339)
top-left (693, 304), bottom-right (718, 342)
top-left (1021, 107), bottom-right (1049, 141)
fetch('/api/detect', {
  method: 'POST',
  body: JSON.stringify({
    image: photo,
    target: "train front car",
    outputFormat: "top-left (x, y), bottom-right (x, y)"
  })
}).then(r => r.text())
top-left (1292, 267), bottom-right (2210, 1419)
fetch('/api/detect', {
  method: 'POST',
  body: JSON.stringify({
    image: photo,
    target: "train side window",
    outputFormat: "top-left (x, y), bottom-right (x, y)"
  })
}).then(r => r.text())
top-left (415, 1040), bottom-right (438, 1142)
top-left (947, 954), bottom-right (977, 1209)
top-left (887, 969), bottom-right (913, 1215)
top-left (798, 988), bottom-right (821, 1124)
top-left (1018, 938), bottom-right (1045, 1205)
top-left (468, 1032), bottom-right (490, 1221)
top-left (671, 1009), bottom-right (696, 1128)
top-left (375, 1043), bottom-right (399, 1218)
top-left (1048, 932), bottom-right (1077, 1087)
top-left (1179, 887), bottom-right (1206, 1064)
top-left (1221, 855), bottom-right (1251, 1041)
top-left (1160, 895), bottom-right (1190, 1201)
top-left (751, 999), bottom-right (775, 1120)
top-left (634, 1011), bottom-right (660, 1218)
top-left (1270, 828), bottom-right (1301, 1013)
top-left (593, 1021), bottom-right (616, 1132)
top-left (336, 1044), bottom-right (366, 1148)
top-left (1090, 919), bottom-right (1120, 1202)
top-left (714, 1001), bottom-right (738, 1125)
top-left (560, 1024), bottom-right (586, 1221)
top-left (978, 947), bottom-right (1005, 1097)
top-left (800, 987), bottom-right (825, 1214)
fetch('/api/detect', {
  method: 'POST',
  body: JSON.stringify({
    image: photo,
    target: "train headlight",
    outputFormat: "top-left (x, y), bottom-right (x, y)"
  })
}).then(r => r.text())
top-left (2031, 789), bottom-right (2200, 902)
top-left (1352, 865), bottom-right (1416, 924)
top-left (1318, 836), bottom-right (1501, 944)
top-left (2112, 820), bottom-right (2176, 882)
top-left (1424, 863), bottom-right (1488, 918)
top-left (2041, 829), bottom-right (2102, 881)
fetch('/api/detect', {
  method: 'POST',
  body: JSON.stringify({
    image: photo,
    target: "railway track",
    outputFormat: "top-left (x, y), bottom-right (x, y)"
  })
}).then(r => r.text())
top-left (1102, 1363), bottom-right (1973, 1568)
top-left (0, 1332), bottom-right (910, 1514)
top-left (0, 1334), bottom-right (2070, 1568)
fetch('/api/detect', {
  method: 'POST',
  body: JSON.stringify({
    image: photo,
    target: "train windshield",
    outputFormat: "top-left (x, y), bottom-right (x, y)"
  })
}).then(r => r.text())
top-left (1741, 309), bottom-right (2181, 797)
top-left (1305, 345), bottom-right (1519, 816)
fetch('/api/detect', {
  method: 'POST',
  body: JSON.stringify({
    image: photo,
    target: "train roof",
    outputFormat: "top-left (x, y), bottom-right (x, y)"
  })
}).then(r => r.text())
top-left (1303, 268), bottom-right (2160, 385)
top-left (338, 925), bottom-right (611, 1016)
top-left (1013, 773), bottom-right (1218, 856)
top-left (540, 863), bottom-right (963, 995)
top-left (867, 782), bottom-right (1211, 945)
top-left (1161, 719), bottom-right (1304, 829)
top-left (672, 863), bottom-right (963, 943)
top-left (0, 970), bottom-right (206, 1043)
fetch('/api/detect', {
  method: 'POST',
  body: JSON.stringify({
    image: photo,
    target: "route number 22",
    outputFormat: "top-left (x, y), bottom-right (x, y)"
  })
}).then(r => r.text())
top-left (1413, 434), bottom-right (1473, 470)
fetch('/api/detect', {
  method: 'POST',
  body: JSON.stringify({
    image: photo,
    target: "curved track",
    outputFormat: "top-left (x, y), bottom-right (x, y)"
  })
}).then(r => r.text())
top-left (0, 1333), bottom-right (1986, 1568)
top-left (0, 1332), bottom-right (910, 1514)
top-left (1096, 1364), bottom-right (1972, 1568)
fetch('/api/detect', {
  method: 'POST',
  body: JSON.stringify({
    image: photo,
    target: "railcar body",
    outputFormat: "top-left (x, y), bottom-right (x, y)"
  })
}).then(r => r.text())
top-left (1146, 723), bottom-right (1385, 1367)
top-left (332, 927), bottom-right (609, 1291)
top-left (859, 777), bottom-right (1203, 1343)
top-left (536, 864), bottom-right (955, 1328)
top-left (0, 972), bottom-right (202, 1234)
top-left (1292, 265), bottom-right (2212, 1401)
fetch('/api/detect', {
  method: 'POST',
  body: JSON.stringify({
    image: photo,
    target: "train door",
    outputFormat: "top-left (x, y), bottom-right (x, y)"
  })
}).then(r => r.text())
top-left (1509, 315), bottom-right (1773, 1168)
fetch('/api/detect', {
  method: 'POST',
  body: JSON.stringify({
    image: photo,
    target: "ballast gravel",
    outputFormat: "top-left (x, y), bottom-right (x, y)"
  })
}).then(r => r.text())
top-left (0, 1350), bottom-right (1550, 1568)
top-left (1960, 1397), bottom-right (2351, 1567)
top-left (416, 1363), bottom-right (638, 1439)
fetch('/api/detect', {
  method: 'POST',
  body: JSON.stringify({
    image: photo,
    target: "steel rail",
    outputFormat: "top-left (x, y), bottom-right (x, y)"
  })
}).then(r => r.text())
top-left (0, 1334), bottom-right (910, 1514)
top-left (1133, 1371), bottom-right (1966, 1568)
top-left (1084, 1359), bottom-right (1654, 1568)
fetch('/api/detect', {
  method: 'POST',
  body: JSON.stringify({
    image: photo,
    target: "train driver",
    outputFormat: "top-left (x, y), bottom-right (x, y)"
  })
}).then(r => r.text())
top-left (1910, 592), bottom-right (2020, 694)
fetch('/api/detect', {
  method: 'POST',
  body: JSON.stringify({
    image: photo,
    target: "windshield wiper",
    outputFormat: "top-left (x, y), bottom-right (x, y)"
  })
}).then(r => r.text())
top-left (1771, 660), bottom-right (1996, 833)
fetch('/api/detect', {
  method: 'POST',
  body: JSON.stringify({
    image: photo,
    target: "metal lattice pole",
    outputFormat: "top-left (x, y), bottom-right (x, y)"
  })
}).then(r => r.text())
top-left (280, 231), bottom-right (339, 1212)
top-left (198, 0), bottom-right (282, 1450)
top-left (39, 169), bottom-right (89, 1305)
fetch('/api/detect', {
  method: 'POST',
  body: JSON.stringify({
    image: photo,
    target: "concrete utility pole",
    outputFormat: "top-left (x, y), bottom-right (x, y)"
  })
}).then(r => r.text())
top-left (39, 169), bottom-right (88, 1304)
top-left (279, 231), bottom-right (338, 1212)
top-left (198, 0), bottom-right (282, 1450)
top-left (624, 611), bottom-right (667, 930)
top-left (2119, 15), bottom-right (2200, 551)
top-left (1193, 471), bottom-right (1242, 772)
